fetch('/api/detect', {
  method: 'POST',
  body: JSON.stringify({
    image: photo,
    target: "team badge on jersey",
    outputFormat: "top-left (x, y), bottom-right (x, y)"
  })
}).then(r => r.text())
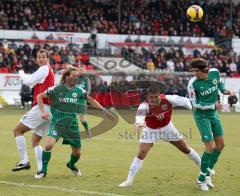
top-left (72, 92), bottom-right (77, 98)
top-left (53, 130), bottom-right (57, 136)
top-left (161, 104), bottom-right (168, 111)
top-left (212, 79), bottom-right (218, 85)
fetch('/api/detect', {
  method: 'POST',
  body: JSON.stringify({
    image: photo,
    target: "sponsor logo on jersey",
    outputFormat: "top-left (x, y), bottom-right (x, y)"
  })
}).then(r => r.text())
top-left (53, 130), bottom-right (57, 136)
top-left (200, 85), bottom-right (218, 96)
top-left (58, 97), bottom-right (77, 103)
top-left (156, 113), bottom-right (165, 120)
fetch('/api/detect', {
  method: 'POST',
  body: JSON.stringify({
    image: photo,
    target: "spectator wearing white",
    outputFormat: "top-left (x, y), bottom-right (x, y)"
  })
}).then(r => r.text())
top-left (166, 58), bottom-right (175, 72)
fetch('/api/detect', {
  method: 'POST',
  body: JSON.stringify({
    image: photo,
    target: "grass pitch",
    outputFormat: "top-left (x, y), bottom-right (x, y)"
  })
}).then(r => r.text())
top-left (0, 106), bottom-right (239, 196)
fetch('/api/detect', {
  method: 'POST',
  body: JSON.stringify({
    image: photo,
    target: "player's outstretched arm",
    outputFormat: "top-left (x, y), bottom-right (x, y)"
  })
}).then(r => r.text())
top-left (37, 92), bottom-right (50, 120)
top-left (19, 65), bottom-right (49, 87)
top-left (165, 95), bottom-right (192, 110)
top-left (87, 95), bottom-right (116, 121)
top-left (222, 90), bottom-right (235, 96)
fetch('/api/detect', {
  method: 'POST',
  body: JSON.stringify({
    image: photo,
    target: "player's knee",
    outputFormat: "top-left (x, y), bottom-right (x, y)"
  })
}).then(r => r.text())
top-left (45, 144), bottom-right (53, 151)
top-left (206, 145), bottom-right (215, 153)
top-left (182, 147), bottom-right (191, 154)
top-left (216, 143), bottom-right (225, 151)
top-left (72, 149), bottom-right (81, 157)
top-left (13, 127), bottom-right (23, 137)
top-left (137, 150), bottom-right (148, 159)
top-left (74, 151), bottom-right (81, 157)
top-left (32, 141), bottom-right (40, 148)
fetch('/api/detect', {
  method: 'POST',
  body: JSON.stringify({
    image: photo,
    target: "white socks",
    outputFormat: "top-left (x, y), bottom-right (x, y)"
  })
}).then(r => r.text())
top-left (15, 136), bottom-right (29, 164)
top-left (34, 145), bottom-right (43, 171)
top-left (187, 148), bottom-right (201, 167)
top-left (127, 157), bottom-right (143, 182)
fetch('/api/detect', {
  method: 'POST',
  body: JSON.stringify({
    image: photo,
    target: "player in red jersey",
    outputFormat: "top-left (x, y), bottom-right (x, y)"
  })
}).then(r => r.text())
top-left (12, 49), bottom-right (55, 175)
top-left (119, 85), bottom-right (201, 187)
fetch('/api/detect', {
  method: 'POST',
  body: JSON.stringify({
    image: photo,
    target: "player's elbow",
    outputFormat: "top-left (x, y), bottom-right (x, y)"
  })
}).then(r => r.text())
top-left (37, 93), bottom-right (44, 104)
top-left (36, 94), bottom-right (41, 102)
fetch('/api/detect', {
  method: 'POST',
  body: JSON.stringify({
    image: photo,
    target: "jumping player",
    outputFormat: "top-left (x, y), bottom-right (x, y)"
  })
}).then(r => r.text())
top-left (119, 86), bottom-right (201, 187)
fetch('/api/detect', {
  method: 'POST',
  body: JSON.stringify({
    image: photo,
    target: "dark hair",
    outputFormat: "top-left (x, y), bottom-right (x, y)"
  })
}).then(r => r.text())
top-left (37, 49), bottom-right (49, 58)
top-left (190, 58), bottom-right (208, 68)
top-left (148, 85), bottom-right (160, 94)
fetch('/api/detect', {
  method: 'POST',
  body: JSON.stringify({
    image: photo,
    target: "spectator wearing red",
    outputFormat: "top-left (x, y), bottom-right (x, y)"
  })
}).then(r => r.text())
top-left (81, 52), bottom-right (90, 65)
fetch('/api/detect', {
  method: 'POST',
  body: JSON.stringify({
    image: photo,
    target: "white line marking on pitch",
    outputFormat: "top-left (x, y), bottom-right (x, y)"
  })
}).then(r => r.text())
top-left (0, 181), bottom-right (124, 196)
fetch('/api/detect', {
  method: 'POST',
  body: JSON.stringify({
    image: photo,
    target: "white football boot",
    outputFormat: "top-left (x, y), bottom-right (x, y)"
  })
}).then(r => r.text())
top-left (206, 176), bottom-right (214, 188)
top-left (197, 179), bottom-right (209, 191)
top-left (119, 180), bottom-right (133, 187)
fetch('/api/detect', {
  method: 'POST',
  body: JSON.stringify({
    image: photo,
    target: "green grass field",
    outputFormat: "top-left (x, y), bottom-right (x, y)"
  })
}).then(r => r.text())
top-left (0, 107), bottom-right (239, 196)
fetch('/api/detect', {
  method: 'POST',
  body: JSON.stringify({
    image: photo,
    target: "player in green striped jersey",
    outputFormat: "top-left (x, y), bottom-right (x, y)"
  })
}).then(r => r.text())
top-left (35, 65), bottom-right (115, 178)
top-left (187, 58), bottom-right (235, 191)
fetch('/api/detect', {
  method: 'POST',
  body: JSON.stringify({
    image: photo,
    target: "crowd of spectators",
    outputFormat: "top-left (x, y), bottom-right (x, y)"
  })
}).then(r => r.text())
top-left (0, 0), bottom-right (239, 38)
top-left (0, 41), bottom-right (92, 73)
top-left (1, 39), bottom-right (240, 77)
top-left (122, 46), bottom-right (240, 76)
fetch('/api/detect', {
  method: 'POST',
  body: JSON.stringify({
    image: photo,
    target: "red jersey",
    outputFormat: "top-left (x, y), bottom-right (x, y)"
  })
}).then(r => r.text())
top-left (145, 94), bottom-right (173, 129)
top-left (33, 65), bottom-right (54, 106)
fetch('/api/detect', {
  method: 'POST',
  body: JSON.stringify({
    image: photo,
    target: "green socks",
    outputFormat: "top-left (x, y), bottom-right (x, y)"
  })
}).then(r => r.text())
top-left (42, 152), bottom-right (80, 173)
top-left (42, 150), bottom-right (51, 173)
top-left (198, 148), bottom-right (222, 181)
top-left (82, 121), bottom-right (89, 130)
top-left (209, 148), bottom-right (221, 169)
top-left (207, 148), bottom-right (221, 176)
top-left (198, 151), bottom-right (211, 182)
top-left (68, 153), bottom-right (80, 168)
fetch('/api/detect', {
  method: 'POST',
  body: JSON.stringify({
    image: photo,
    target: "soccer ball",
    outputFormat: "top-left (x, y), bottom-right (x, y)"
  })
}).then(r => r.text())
top-left (186, 5), bottom-right (203, 22)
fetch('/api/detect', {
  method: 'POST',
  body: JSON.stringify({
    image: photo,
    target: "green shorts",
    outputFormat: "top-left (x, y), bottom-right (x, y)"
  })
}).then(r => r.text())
top-left (48, 124), bottom-right (81, 148)
top-left (194, 115), bottom-right (224, 142)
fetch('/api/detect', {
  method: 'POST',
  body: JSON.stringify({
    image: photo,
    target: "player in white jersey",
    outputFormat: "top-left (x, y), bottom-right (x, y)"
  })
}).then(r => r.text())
top-left (12, 49), bottom-right (55, 174)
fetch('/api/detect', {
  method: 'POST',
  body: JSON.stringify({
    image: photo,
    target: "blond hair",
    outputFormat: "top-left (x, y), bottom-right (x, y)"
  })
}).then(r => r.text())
top-left (60, 65), bottom-right (78, 83)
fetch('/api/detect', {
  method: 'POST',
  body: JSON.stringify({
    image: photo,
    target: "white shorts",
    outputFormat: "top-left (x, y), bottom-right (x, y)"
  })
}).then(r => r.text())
top-left (20, 104), bottom-right (52, 137)
top-left (140, 121), bottom-right (183, 143)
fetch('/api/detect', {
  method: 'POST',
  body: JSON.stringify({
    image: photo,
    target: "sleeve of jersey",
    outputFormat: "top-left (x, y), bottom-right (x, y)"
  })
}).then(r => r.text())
top-left (86, 77), bottom-right (91, 94)
top-left (19, 65), bottom-right (49, 87)
top-left (187, 81), bottom-right (215, 110)
top-left (135, 103), bottom-right (148, 125)
top-left (218, 77), bottom-right (226, 93)
top-left (45, 86), bottom-right (56, 98)
top-left (82, 88), bottom-right (87, 99)
top-left (165, 95), bottom-right (192, 110)
top-left (210, 69), bottom-right (226, 93)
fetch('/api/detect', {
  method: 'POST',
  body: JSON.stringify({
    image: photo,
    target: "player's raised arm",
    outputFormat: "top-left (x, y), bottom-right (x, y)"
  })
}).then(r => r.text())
top-left (37, 92), bottom-right (50, 120)
top-left (19, 65), bottom-right (49, 88)
top-left (165, 95), bottom-right (192, 110)
top-left (86, 95), bottom-right (116, 121)
top-left (209, 68), bottom-right (233, 95)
